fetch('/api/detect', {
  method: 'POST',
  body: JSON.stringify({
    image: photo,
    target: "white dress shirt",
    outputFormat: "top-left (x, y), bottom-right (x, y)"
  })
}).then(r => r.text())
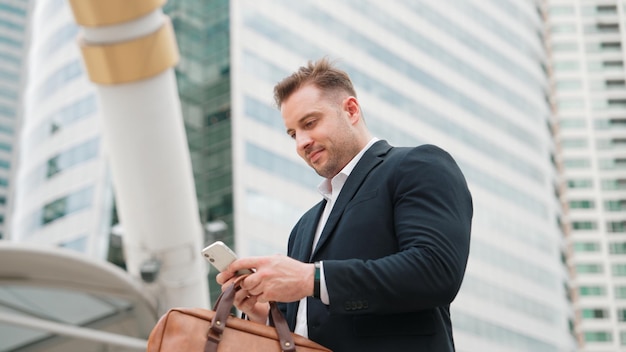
top-left (294, 137), bottom-right (379, 337)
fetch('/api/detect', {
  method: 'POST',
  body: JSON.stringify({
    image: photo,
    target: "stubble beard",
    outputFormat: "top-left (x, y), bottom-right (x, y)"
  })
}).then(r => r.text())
top-left (311, 108), bottom-right (362, 179)
top-left (312, 139), bottom-right (360, 179)
top-left (313, 156), bottom-right (340, 179)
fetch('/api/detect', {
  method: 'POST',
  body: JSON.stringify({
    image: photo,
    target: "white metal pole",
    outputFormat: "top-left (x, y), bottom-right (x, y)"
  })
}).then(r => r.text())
top-left (0, 311), bottom-right (147, 350)
top-left (67, 0), bottom-right (209, 312)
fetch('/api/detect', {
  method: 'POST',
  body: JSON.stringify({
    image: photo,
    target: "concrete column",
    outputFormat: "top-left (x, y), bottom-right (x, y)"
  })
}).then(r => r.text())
top-left (67, 0), bottom-right (209, 312)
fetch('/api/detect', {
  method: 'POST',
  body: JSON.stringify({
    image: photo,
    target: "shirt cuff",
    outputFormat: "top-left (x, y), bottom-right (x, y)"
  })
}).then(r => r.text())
top-left (319, 261), bottom-right (330, 305)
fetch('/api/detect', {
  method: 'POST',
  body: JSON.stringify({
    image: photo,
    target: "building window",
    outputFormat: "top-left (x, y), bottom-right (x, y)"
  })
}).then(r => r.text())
top-left (602, 42), bottom-right (622, 51)
top-left (556, 79), bottom-right (582, 90)
top-left (561, 138), bottom-right (588, 149)
top-left (551, 24), bottom-right (577, 33)
top-left (576, 263), bottom-right (603, 274)
top-left (589, 60), bottom-right (624, 72)
top-left (621, 331), bottom-right (626, 346)
top-left (552, 42), bottom-right (579, 52)
top-left (581, 308), bottom-right (608, 319)
top-left (25, 186), bottom-right (94, 231)
top-left (59, 236), bottom-right (87, 253)
top-left (553, 61), bottom-right (579, 71)
top-left (584, 331), bottom-right (612, 342)
top-left (606, 79), bottom-right (625, 88)
top-left (564, 158), bottom-right (591, 168)
top-left (609, 99), bottom-right (626, 108)
top-left (596, 118), bottom-right (626, 129)
top-left (579, 285), bottom-right (606, 296)
top-left (573, 242), bottom-right (600, 252)
top-left (605, 200), bottom-right (626, 211)
top-left (616, 286), bottom-right (626, 299)
top-left (572, 221), bottom-right (597, 230)
top-left (597, 5), bottom-right (618, 14)
top-left (610, 243), bottom-right (626, 254)
top-left (613, 264), bottom-right (626, 276)
top-left (44, 138), bottom-right (99, 179)
top-left (549, 5), bottom-right (574, 16)
top-left (604, 60), bottom-right (623, 68)
top-left (557, 98), bottom-right (584, 110)
top-left (608, 221), bottom-right (626, 233)
top-left (602, 179), bottom-right (626, 190)
top-left (36, 60), bottom-right (83, 101)
top-left (600, 158), bottom-right (626, 169)
top-left (560, 119), bottom-right (586, 129)
top-left (608, 118), bottom-right (626, 127)
top-left (0, 124), bottom-right (13, 136)
top-left (569, 200), bottom-right (595, 209)
top-left (568, 179), bottom-right (593, 189)
top-left (589, 23), bottom-right (620, 33)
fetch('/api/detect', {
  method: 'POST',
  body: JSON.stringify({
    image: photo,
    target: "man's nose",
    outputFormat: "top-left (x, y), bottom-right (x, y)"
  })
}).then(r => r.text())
top-left (296, 132), bottom-right (312, 152)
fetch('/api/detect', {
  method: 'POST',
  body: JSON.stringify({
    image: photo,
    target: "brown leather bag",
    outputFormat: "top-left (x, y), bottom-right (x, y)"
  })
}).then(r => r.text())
top-left (147, 279), bottom-right (331, 352)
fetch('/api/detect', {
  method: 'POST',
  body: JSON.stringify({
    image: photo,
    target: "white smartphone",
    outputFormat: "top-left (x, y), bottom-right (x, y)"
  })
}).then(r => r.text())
top-left (202, 241), bottom-right (253, 275)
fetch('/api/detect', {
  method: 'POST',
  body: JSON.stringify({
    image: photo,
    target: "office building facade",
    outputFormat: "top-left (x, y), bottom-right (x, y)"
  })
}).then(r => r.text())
top-left (11, 0), bottom-right (114, 257)
top-left (0, 0), bottom-right (33, 240)
top-left (6, 0), bottom-right (575, 351)
top-left (230, 1), bottom-right (574, 351)
top-left (547, 0), bottom-right (626, 349)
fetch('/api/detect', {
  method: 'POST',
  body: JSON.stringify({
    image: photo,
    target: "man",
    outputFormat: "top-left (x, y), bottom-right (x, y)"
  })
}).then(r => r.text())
top-left (217, 58), bottom-right (473, 351)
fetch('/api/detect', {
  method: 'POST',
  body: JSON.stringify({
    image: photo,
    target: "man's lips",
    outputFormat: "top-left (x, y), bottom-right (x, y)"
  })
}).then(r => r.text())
top-left (307, 148), bottom-right (324, 163)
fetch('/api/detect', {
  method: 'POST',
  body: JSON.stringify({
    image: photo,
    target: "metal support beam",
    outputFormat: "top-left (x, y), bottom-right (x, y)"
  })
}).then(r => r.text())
top-left (0, 311), bottom-right (147, 350)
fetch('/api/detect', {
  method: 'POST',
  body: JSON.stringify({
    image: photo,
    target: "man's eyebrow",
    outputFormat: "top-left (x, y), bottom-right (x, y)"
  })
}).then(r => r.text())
top-left (285, 111), bottom-right (322, 135)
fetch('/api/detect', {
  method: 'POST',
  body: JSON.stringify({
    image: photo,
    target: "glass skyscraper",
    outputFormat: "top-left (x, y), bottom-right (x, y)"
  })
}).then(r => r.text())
top-left (164, 0), bottom-right (233, 302)
top-left (0, 0), bottom-right (33, 241)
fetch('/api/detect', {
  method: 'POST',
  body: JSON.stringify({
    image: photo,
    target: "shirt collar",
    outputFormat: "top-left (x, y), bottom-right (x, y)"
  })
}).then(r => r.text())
top-left (318, 137), bottom-right (379, 199)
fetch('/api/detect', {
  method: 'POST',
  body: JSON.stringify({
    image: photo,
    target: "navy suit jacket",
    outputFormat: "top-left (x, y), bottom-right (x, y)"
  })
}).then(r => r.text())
top-left (282, 141), bottom-right (473, 352)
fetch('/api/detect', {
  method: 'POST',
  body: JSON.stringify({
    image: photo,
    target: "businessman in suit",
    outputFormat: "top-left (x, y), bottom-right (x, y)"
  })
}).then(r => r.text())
top-left (217, 58), bottom-right (473, 351)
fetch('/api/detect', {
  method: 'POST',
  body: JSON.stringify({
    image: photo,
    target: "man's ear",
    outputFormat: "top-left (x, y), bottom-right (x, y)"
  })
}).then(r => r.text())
top-left (344, 96), bottom-right (360, 122)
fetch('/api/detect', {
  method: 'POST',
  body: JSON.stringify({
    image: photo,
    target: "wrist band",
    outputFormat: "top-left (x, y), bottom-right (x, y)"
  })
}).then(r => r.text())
top-left (313, 262), bottom-right (321, 299)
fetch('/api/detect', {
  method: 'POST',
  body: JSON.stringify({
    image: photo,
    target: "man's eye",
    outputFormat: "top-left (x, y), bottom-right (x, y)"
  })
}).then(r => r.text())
top-left (289, 133), bottom-right (296, 139)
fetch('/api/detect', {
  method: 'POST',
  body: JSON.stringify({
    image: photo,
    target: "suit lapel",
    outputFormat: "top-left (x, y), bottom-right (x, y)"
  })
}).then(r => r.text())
top-left (292, 200), bottom-right (326, 262)
top-left (310, 140), bottom-right (392, 260)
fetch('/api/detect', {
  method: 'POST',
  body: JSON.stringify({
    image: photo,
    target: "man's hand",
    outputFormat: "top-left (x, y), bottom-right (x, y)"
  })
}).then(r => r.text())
top-left (217, 255), bottom-right (315, 304)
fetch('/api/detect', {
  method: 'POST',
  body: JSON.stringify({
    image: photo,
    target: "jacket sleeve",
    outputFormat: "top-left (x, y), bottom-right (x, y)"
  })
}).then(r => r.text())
top-left (323, 145), bottom-right (473, 315)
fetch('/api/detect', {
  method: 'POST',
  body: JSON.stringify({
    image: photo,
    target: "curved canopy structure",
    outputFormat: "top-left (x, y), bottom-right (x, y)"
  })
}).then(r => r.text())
top-left (0, 243), bottom-right (156, 351)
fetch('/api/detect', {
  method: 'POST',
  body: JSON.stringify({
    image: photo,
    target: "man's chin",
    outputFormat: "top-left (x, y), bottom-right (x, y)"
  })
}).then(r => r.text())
top-left (313, 166), bottom-right (336, 179)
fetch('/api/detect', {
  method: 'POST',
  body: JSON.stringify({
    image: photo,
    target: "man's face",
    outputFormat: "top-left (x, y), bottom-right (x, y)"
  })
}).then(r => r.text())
top-left (282, 84), bottom-right (361, 178)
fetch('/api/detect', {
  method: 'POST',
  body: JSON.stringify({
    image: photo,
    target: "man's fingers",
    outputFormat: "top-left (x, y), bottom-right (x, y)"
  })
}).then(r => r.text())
top-left (227, 257), bottom-right (262, 274)
top-left (256, 294), bottom-right (268, 303)
top-left (241, 273), bottom-right (261, 291)
top-left (233, 289), bottom-right (259, 313)
top-left (233, 288), bottom-right (249, 305)
top-left (216, 271), bottom-right (235, 285)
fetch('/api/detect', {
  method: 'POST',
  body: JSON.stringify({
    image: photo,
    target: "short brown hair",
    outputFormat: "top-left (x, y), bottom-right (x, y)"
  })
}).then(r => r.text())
top-left (273, 57), bottom-right (357, 108)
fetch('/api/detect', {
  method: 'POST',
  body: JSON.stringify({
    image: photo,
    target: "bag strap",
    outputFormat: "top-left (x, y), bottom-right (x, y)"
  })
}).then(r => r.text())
top-left (205, 276), bottom-right (296, 352)
top-left (269, 301), bottom-right (296, 351)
